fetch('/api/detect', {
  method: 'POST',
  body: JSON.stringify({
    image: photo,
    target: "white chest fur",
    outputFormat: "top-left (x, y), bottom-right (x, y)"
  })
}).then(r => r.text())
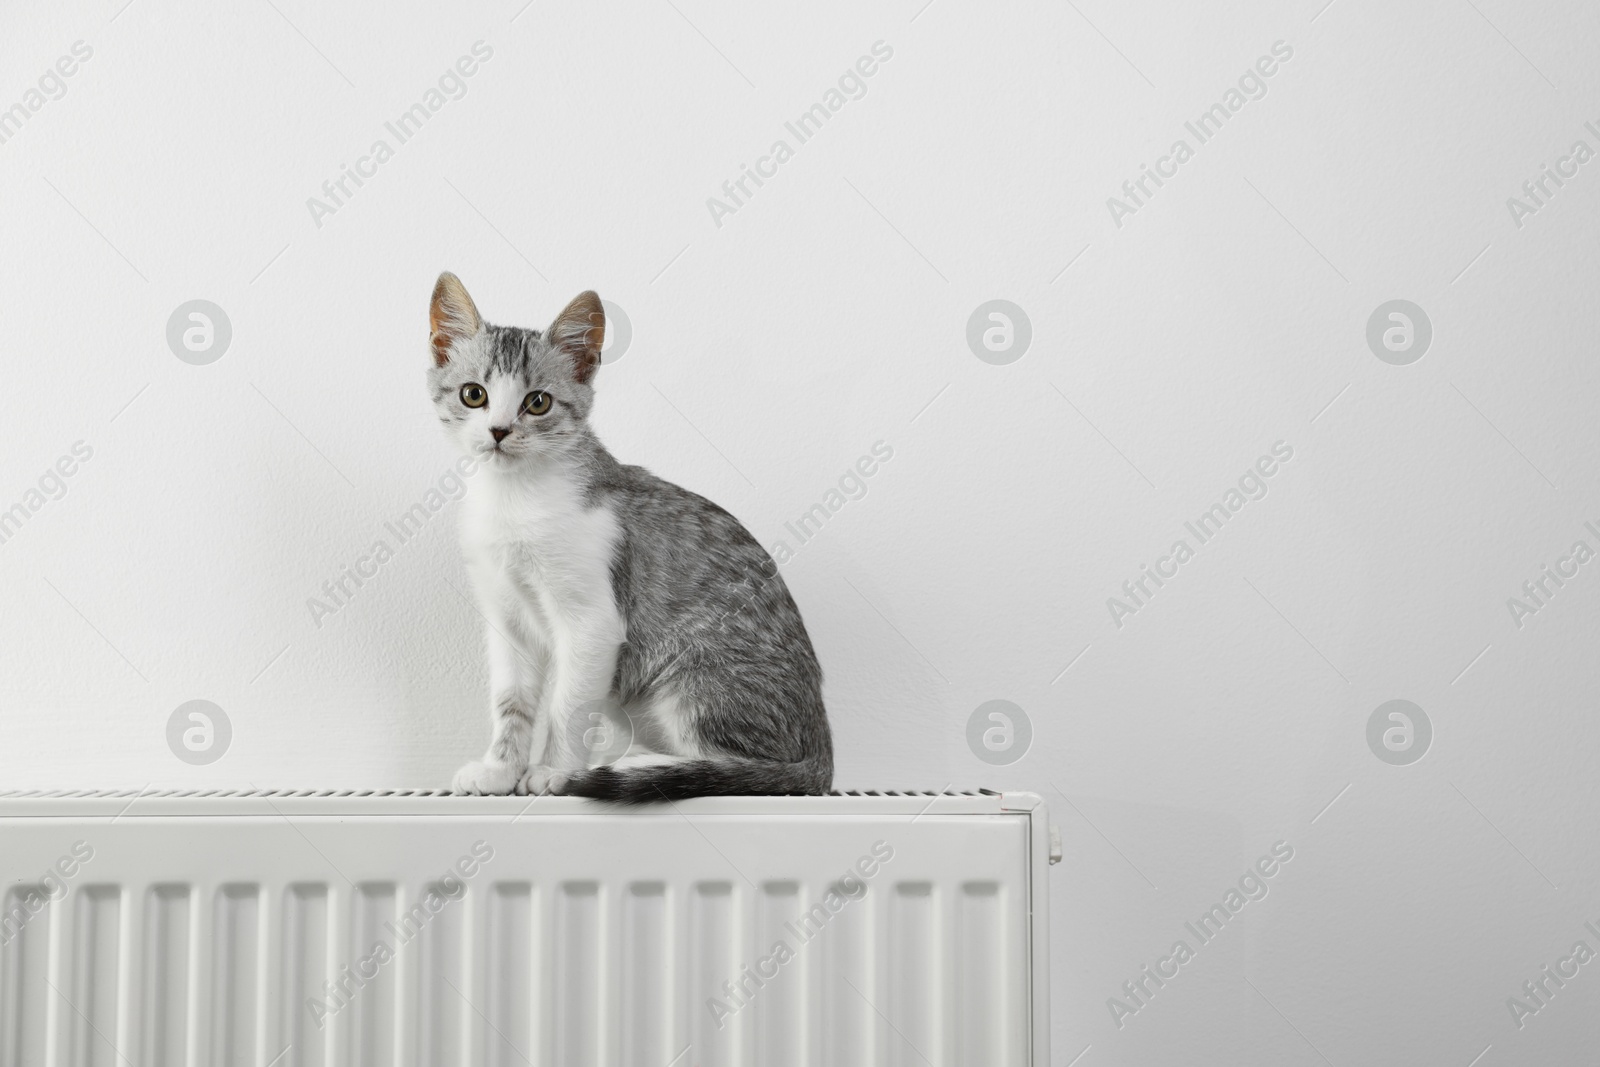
top-left (459, 463), bottom-right (626, 654)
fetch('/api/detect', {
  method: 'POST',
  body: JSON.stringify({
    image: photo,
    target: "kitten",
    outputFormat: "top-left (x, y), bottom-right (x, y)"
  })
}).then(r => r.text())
top-left (429, 273), bottom-right (833, 800)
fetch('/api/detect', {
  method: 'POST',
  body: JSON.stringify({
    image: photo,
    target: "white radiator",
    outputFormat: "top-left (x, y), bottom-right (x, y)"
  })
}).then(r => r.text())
top-left (0, 790), bottom-right (1054, 1067)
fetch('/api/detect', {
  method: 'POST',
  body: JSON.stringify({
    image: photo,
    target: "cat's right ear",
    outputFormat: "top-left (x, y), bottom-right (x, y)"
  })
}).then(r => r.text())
top-left (429, 272), bottom-right (483, 366)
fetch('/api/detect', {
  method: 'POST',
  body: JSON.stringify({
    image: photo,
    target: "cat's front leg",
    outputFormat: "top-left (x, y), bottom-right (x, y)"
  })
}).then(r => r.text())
top-left (517, 620), bottom-right (623, 795)
top-left (453, 623), bottom-right (548, 795)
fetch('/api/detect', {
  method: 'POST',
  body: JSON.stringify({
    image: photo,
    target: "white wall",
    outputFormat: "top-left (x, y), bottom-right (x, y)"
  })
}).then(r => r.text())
top-left (3, 0), bottom-right (1599, 1061)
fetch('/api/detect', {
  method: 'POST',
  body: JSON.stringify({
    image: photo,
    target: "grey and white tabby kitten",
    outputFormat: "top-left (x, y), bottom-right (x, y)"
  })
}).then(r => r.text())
top-left (429, 273), bottom-right (832, 800)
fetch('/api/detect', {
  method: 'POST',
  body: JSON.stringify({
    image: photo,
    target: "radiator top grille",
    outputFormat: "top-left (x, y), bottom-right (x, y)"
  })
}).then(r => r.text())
top-left (0, 787), bottom-right (1038, 818)
top-left (0, 787), bottom-right (997, 799)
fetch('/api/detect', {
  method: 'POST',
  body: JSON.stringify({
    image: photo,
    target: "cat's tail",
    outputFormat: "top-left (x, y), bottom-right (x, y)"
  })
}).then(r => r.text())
top-left (560, 754), bottom-right (831, 802)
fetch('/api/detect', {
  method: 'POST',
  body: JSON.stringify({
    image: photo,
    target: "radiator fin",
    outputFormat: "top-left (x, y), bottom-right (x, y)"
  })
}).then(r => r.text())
top-left (67, 885), bottom-right (121, 1067)
top-left (688, 881), bottom-right (735, 1067)
top-left (212, 884), bottom-right (260, 1067)
top-left (888, 883), bottom-right (938, 1067)
top-left (555, 881), bottom-right (601, 1067)
top-left (0, 886), bottom-right (51, 1067)
top-left (143, 884), bottom-right (192, 1067)
top-left (757, 881), bottom-right (804, 1067)
top-left (347, 883), bottom-right (396, 1067)
top-left (281, 883), bottom-right (327, 1067)
top-left (959, 881), bottom-right (1004, 1066)
top-left (621, 882), bottom-right (669, 1067)
top-left (819, 880), bottom-right (873, 1067)
top-left (485, 882), bottom-right (533, 1067)
top-left (417, 879), bottom-right (467, 1065)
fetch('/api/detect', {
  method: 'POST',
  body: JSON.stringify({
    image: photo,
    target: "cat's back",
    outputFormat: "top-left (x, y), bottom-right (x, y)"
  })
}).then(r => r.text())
top-left (586, 455), bottom-right (766, 560)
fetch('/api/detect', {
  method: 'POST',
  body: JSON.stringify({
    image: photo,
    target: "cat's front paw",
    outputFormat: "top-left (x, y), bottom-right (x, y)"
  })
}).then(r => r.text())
top-left (516, 765), bottom-right (569, 796)
top-left (452, 760), bottom-right (522, 795)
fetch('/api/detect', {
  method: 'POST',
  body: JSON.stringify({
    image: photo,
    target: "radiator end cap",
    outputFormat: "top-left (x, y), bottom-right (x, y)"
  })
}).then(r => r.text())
top-left (998, 790), bottom-right (1043, 811)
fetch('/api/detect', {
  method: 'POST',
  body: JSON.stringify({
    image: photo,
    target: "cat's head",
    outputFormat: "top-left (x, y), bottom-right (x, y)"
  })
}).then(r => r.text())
top-left (426, 272), bottom-right (604, 467)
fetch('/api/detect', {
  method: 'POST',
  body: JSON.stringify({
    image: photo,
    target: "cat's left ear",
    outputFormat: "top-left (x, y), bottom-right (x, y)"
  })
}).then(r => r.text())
top-left (430, 272), bottom-right (482, 367)
top-left (546, 291), bottom-right (604, 384)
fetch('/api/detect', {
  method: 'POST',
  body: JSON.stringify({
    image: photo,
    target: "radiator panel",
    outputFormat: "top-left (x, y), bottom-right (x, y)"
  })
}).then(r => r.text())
top-left (0, 792), bottom-right (1048, 1067)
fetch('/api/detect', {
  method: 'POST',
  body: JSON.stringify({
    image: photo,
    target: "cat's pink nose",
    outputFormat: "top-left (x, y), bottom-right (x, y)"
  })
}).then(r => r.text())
top-left (491, 427), bottom-right (511, 443)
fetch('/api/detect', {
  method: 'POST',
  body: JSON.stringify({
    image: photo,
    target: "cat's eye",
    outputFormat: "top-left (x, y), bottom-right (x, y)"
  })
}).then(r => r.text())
top-left (460, 383), bottom-right (488, 408)
top-left (521, 391), bottom-right (553, 416)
